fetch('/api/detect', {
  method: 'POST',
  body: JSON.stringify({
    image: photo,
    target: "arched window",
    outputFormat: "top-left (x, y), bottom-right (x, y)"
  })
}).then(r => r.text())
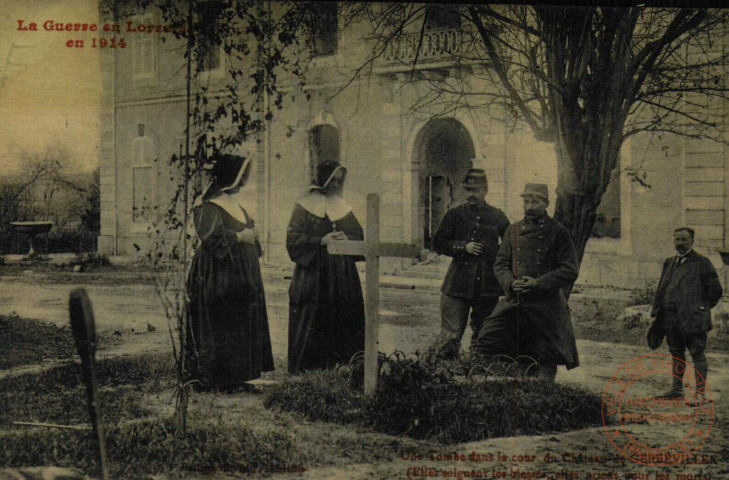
top-left (308, 124), bottom-right (340, 181)
top-left (132, 123), bottom-right (156, 224)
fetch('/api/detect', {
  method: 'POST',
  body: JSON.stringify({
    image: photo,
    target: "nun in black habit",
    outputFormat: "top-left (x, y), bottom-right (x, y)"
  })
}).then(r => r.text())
top-left (286, 161), bottom-right (365, 374)
top-left (186, 154), bottom-right (274, 392)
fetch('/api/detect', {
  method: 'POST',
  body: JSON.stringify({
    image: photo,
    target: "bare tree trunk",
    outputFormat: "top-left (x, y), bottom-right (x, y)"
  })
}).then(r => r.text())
top-left (540, 7), bottom-right (629, 297)
top-left (553, 124), bottom-right (623, 299)
top-left (553, 139), bottom-right (597, 269)
top-left (554, 191), bottom-right (597, 272)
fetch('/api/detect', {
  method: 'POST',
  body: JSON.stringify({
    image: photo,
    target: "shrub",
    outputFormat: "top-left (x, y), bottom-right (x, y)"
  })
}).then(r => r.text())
top-left (628, 281), bottom-right (657, 306)
top-left (71, 252), bottom-right (111, 271)
top-left (621, 312), bottom-right (645, 330)
top-left (9, 229), bottom-right (98, 255)
top-left (265, 353), bottom-right (604, 444)
top-left (715, 311), bottom-right (729, 334)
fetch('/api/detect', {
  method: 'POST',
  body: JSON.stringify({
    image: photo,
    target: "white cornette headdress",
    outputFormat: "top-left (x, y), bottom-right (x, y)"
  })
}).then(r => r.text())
top-left (204, 156), bottom-right (253, 224)
top-left (201, 156), bottom-right (251, 200)
top-left (219, 157), bottom-right (251, 193)
top-left (309, 164), bottom-right (346, 192)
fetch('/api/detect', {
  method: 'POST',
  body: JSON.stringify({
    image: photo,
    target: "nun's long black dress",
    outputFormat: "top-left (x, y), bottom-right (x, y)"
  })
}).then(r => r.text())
top-left (286, 201), bottom-right (365, 374)
top-left (187, 202), bottom-right (274, 390)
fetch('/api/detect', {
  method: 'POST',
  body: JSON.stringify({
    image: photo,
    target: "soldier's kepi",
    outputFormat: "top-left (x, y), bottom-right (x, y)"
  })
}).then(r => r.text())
top-left (473, 183), bottom-right (580, 381)
top-left (432, 168), bottom-right (510, 360)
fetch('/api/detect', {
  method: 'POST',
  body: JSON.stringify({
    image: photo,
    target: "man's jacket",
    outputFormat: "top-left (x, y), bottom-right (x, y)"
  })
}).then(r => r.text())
top-left (651, 250), bottom-right (723, 333)
top-left (432, 202), bottom-right (509, 298)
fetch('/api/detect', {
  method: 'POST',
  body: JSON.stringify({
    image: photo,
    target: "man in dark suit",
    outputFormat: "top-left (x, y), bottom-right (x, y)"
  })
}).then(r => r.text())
top-left (432, 169), bottom-right (510, 359)
top-left (651, 227), bottom-right (723, 404)
top-left (473, 183), bottom-right (580, 381)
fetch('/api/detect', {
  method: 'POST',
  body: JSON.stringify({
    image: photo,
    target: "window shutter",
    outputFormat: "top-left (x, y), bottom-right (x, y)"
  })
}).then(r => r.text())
top-left (132, 136), bottom-right (155, 223)
top-left (142, 36), bottom-right (154, 76)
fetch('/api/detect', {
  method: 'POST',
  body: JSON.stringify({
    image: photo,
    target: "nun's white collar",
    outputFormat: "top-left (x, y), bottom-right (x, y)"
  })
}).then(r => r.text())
top-left (209, 193), bottom-right (249, 225)
top-left (296, 190), bottom-right (352, 222)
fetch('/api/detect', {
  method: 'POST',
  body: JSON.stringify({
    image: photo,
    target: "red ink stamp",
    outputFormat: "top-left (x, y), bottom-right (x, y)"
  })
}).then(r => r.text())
top-left (601, 353), bottom-right (714, 466)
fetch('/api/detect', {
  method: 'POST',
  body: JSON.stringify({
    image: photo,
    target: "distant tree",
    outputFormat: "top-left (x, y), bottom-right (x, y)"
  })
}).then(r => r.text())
top-left (16, 145), bottom-right (89, 231)
top-left (0, 144), bottom-right (99, 253)
top-left (0, 146), bottom-right (64, 250)
top-left (80, 168), bottom-right (101, 234)
top-left (0, 178), bottom-right (35, 252)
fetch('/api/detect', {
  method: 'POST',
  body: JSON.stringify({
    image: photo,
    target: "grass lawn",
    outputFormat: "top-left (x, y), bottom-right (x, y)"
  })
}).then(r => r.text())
top-left (0, 320), bottom-right (434, 479)
top-left (2, 282), bottom-right (728, 479)
top-left (0, 314), bottom-right (123, 369)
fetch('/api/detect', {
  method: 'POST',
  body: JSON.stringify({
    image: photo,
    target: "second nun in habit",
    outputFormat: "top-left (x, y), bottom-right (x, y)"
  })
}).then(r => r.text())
top-left (286, 161), bottom-right (365, 373)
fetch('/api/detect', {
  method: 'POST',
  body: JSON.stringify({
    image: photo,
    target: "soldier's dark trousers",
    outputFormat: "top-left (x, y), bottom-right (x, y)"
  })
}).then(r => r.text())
top-left (473, 304), bottom-right (559, 381)
top-left (472, 307), bottom-right (516, 358)
top-left (439, 294), bottom-right (499, 359)
top-left (665, 308), bottom-right (708, 395)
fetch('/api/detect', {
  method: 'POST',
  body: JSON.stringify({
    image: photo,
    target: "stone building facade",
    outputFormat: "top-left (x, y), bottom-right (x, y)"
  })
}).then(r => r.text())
top-left (98, 3), bottom-right (729, 289)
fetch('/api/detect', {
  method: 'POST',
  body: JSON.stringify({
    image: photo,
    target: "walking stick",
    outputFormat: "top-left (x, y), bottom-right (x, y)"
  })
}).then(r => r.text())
top-left (69, 288), bottom-right (110, 480)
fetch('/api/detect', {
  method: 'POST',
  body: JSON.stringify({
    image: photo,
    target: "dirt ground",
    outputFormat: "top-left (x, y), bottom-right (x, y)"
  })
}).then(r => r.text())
top-left (0, 264), bottom-right (727, 479)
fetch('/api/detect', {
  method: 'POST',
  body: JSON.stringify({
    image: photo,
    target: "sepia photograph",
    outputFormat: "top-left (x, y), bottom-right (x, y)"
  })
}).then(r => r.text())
top-left (0, 1), bottom-right (727, 479)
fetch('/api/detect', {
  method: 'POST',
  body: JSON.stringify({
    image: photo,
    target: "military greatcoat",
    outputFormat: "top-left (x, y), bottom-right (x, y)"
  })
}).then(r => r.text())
top-left (474, 214), bottom-right (580, 368)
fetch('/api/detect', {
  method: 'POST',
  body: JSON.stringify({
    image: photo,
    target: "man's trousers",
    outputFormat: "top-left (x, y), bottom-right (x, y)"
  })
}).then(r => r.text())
top-left (439, 294), bottom-right (499, 359)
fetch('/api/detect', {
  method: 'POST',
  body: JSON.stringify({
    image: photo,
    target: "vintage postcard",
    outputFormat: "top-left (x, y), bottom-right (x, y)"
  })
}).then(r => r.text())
top-left (0, 2), bottom-right (727, 479)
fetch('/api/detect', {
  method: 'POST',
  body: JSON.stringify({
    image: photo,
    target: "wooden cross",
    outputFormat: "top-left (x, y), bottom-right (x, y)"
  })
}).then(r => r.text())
top-left (327, 193), bottom-right (421, 395)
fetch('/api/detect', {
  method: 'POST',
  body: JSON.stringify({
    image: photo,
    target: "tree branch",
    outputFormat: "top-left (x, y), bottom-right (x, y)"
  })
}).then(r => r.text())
top-left (467, 6), bottom-right (543, 136)
top-left (627, 9), bottom-right (708, 113)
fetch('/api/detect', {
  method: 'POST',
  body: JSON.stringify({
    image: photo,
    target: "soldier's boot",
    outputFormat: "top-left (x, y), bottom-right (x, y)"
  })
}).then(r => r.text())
top-left (654, 356), bottom-right (685, 399)
top-left (538, 364), bottom-right (557, 383)
top-left (687, 359), bottom-right (712, 406)
top-left (436, 338), bottom-right (460, 361)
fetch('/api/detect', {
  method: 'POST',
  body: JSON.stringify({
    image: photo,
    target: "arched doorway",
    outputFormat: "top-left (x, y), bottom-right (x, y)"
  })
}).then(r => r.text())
top-left (414, 118), bottom-right (475, 249)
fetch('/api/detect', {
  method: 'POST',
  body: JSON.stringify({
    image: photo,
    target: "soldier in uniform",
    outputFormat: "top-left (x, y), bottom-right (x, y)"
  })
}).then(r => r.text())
top-left (650, 227), bottom-right (722, 405)
top-left (473, 183), bottom-right (579, 380)
top-left (432, 169), bottom-right (510, 359)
